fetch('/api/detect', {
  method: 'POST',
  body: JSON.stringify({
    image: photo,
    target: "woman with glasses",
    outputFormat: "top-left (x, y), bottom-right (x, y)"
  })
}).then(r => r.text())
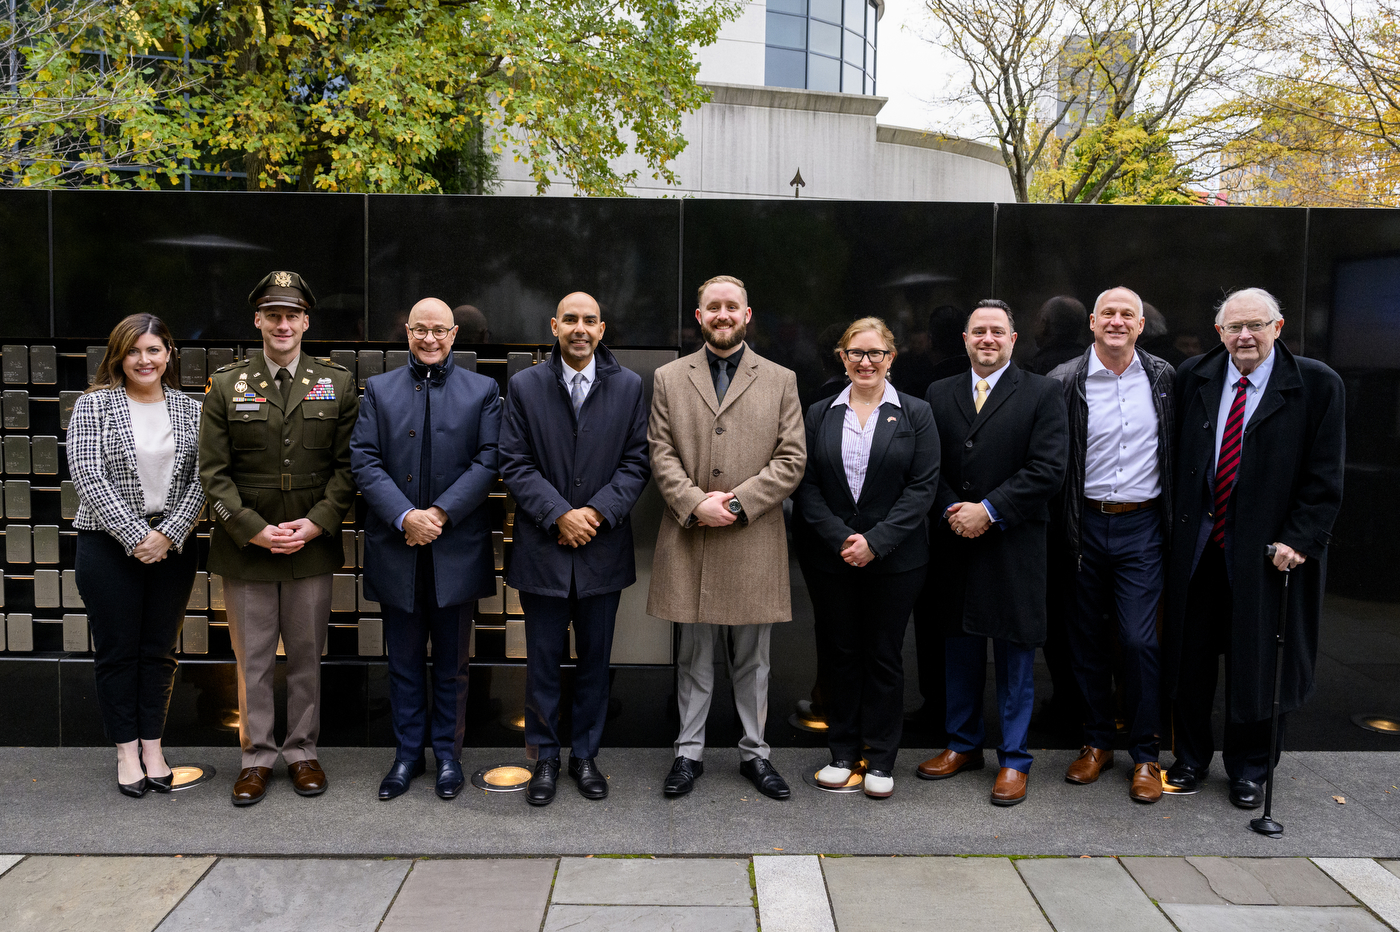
top-left (68, 314), bottom-right (204, 797)
top-left (793, 317), bottom-right (940, 798)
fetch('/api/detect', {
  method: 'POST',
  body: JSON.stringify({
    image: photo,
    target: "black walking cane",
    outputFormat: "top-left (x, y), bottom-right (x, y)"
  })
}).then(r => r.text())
top-left (1250, 544), bottom-right (1290, 838)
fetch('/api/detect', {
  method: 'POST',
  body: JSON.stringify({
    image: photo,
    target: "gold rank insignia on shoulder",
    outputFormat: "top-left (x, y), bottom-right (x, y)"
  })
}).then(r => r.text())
top-left (273, 271), bottom-right (293, 288)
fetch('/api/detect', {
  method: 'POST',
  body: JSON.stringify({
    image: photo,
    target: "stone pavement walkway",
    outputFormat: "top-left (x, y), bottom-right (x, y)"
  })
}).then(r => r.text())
top-left (3, 853), bottom-right (1400, 932)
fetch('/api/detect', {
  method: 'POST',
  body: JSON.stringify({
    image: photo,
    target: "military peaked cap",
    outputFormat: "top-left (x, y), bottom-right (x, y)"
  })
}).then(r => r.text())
top-left (248, 270), bottom-right (316, 310)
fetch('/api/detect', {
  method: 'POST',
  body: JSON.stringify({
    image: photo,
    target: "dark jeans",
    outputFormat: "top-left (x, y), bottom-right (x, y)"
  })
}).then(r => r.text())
top-left (1068, 507), bottom-right (1164, 763)
top-left (806, 564), bottom-right (926, 773)
top-left (75, 530), bottom-right (196, 744)
top-left (1172, 541), bottom-right (1285, 783)
top-left (521, 585), bottom-right (621, 762)
top-left (382, 547), bottom-right (473, 764)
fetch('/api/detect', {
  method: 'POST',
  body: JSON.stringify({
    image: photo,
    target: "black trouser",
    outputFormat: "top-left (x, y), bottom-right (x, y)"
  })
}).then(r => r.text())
top-left (910, 581), bottom-right (947, 728)
top-left (1172, 541), bottom-right (1285, 783)
top-left (807, 564), bottom-right (926, 773)
top-left (75, 530), bottom-right (197, 744)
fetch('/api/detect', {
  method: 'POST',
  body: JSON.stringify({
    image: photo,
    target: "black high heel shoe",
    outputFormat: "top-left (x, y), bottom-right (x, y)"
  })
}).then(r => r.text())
top-left (119, 775), bottom-right (148, 798)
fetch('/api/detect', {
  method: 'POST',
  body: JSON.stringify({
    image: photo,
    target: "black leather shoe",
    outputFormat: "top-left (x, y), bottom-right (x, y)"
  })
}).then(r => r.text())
top-left (740, 757), bottom-right (791, 800)
top-left (527, 758), bottom-right (560, 806)
top-left (663, 756), bottom-right (703, 797)
top-left (1229, 778), bottom-right (1264, 809)
top-left (569, 757), bottom-right (608, 800)
top-left (435, 759), bottom-right (465, 800)
top-left (378, 758), bottom-right (426, 801)
top-left (1165, 762), bottom-right (1206, 792)
top-left (119, 776), bottom-right (148, 798)
top-left (146, 772), bottom-right (174, 793)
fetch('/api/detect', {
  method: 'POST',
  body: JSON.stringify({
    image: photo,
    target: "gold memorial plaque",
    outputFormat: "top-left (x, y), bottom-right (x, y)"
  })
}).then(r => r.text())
top-left (3, 345), bottom-right (28, 384)
top-left (3, 390), bottom-right (29, 430)
top-left (28, 346), bottom-right (56, 385)
top-left (5, 480), bottom-right (31, 519)
top-left (31, 436), bottom-right (58, 475)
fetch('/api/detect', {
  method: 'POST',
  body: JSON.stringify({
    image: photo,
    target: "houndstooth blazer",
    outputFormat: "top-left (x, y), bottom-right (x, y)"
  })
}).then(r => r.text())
top-left (67, 386), bottom-right (205, 555)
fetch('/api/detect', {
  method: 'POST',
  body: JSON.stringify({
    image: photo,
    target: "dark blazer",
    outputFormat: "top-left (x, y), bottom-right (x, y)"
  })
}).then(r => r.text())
top-left (793, 390), bottom-right (940, 575)
top-left (350, 356), bottom-right (502, 612)
top-left (1163, 342), bottom-right (1344, 721)
top-left (923, 362), bottom-right (1069, 647)
top-left (499, 344), bottom-right (650, 599)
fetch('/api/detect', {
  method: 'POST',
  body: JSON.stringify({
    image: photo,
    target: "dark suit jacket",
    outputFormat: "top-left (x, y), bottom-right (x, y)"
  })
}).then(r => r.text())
top-left (1163, 342), bottom-right (1344, 721)
top-left (499, 344), bottom-right (650, 599)
top-left (350, 357), bottom-right (501, 612)
top-left (793, 390), bottom-right (940, 575)
top-left (923, 362), bottom-right (1069, 647)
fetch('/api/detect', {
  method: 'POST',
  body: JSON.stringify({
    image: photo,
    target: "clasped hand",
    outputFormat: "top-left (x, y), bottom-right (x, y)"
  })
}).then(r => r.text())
top-left (557, 507), bottom-right (603, 548)
top-left (947, 501), bottom-right (992, 539)
top-left (403, 507), bottom-right (448, 547)
top-left (692, 490), bottom-right (737, 527)
top-left (251, 517), bottom-right (323, 554)
top-left (841, 533), bottom-right (874, 567)
top-left (132, 529), bottom-right (172, 564)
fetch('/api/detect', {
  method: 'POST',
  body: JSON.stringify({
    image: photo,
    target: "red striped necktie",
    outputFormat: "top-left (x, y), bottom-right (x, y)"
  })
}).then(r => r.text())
top-left (1211, 377), bottom-right (1250, 544)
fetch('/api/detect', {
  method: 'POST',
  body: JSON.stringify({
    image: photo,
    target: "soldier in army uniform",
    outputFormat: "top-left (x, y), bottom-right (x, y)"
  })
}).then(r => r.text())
top-left (199, 271), bottom-right (359, 807)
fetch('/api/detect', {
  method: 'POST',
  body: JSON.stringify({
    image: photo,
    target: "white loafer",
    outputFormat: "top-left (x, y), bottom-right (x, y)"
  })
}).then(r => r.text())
top-left (863, 770), bottom-right (894, 798)
top-left (816, 761), bottom-right (856, 788)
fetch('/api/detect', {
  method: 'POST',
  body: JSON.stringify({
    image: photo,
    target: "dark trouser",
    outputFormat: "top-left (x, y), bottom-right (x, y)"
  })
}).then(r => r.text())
top-left (910, 582), bottom-right (947, 728)
top-left (1042, 544), bottom-right (1088, 731)
top-left (1068, 507), bottom-right (1164, 763)
top-left (75, 530), bottom-right (196, 744)
top-left (1172, 542), bottom-right (1285, 784)
top-left (521, 585), bottom-right (621, 762)
top-left (382, 547), bottom-right (473, 764)
top-left (946, 635), bottom-right (1037, 773)
top-left (807, 565), bottom-right (926, 773)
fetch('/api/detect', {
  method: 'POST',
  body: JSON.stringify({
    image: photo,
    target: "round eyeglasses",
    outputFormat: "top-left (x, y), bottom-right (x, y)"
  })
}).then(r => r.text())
top-left (843, 349), bottom-right (891, 363)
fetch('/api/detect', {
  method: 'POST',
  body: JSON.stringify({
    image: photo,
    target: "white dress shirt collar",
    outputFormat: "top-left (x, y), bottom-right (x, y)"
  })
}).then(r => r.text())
top-left (831, 379), bottom-right (901, 409)
top-left (970, 361), bottom-right (1011, 397)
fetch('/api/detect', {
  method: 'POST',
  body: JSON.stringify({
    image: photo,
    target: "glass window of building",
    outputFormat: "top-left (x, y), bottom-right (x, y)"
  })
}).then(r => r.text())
top-left (765, 0), bottom-right (880, 94)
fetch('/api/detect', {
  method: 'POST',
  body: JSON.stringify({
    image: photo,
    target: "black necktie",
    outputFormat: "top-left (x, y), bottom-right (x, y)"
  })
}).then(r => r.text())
top-left (714, 359), bottom-right (731, 403)
top-left (275, 368), bottom-right (292, 403)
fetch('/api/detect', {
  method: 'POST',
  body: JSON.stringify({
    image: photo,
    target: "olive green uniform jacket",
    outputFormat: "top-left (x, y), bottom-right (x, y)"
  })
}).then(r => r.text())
top-left (199, 351), bottom-right (359, 581)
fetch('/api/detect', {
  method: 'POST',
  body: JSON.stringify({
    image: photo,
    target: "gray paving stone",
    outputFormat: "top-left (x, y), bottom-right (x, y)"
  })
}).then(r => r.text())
top-left (541, 905), bottom-right (756, 931)
top-left (1187, 857), bottom-right (1277, 904)
top-left (1016, 858), bottom-right (1174, 932)
top-left (380, 858), bottom-right (557, 932)
top-left (157, 857), bottom-right (411, 932)
top-left (823, 856), bottom-right (1052, 932)
top-left (753, 855), bottom-right (834, 932)
top-left (0, 854), bottom-right (22, 876)
top-left (1232, 858), bottom-right (1357, 906)
top-left (1162, 904), bottom-right (1390, 932)
top-left (551, 857), bottom-right (751, 906)
top-left (1122, 857), bottom-right (1228, 905)
top-left (0, 855), bottom-right (213, 932)
top-left (1383, 860), bottom-right (1400, 882)
top-left (1313, 858), bottom-right (1400, 930)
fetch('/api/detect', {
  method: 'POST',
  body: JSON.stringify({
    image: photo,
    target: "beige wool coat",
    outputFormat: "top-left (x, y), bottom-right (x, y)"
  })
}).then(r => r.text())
top-left (646, 345), bottom-right (806, 625)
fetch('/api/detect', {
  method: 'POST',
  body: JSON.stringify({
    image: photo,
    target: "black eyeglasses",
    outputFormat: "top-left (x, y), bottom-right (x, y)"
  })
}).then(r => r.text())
top-left (843, 349), bottom-right (890, 363)
top-left (407, 325), bottom-right (456, 340)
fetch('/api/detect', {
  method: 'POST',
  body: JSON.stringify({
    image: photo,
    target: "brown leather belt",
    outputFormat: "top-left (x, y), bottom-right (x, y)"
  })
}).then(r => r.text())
top-left (1085, 498), bottom-right (1157, 515)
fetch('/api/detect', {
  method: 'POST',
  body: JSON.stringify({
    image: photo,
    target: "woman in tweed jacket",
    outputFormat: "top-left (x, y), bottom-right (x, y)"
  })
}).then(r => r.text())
top-left (67, 314), bottom-right (204, 797)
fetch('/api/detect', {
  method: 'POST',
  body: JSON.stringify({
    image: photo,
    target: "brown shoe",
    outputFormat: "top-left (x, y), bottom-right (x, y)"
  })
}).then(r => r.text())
top-left (231, 766), bottom-right (272, 807)
top-left (1130, 762), bottom-right (1164, 803)
top-left (991, 767), bottom-right (1028, 806)
top-left (916, 749), bottom-right (986, 780)
top-left (1064, 746), bottom-right (1115, 784)
top-left (288, 759), bottom-right (328, 797)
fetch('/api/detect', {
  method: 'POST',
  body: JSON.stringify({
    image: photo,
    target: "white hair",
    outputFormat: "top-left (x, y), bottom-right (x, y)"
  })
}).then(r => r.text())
top-left (1094, 286), bottom-right (1143, 316)
top-left (1215, 287), bottom-right (1283, 325)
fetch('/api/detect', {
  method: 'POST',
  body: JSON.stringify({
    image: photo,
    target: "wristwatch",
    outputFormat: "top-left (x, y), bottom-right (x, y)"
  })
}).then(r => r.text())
top-left (727, 498), bottom-right (743, 515)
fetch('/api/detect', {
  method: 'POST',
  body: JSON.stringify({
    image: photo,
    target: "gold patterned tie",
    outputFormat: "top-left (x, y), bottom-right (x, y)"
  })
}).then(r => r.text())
top-left (974, 378), bottom-right (989, 413)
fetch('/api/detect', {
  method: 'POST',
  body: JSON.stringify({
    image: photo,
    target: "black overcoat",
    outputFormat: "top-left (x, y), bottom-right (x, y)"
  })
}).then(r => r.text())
top-left (923, 363), bottom-right (1069, 647)
top-left (792, 391), bottom-right (941, 576)
top-left (499, 343), bottom-right (651, 599)
top-left (1163, 343), bottom-right (1345, 722)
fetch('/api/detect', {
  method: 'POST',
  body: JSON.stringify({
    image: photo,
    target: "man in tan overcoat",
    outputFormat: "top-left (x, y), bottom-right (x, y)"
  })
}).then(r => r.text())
top-left (647, 274), bottom-right (806, 800)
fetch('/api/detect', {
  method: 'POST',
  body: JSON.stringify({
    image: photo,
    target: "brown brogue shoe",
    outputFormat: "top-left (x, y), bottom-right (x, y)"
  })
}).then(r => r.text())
top-left (1130, 762), bottom-right (1164, 803)
top-left (1064, 746), bottom-right (1114, 784)
top-left (231, 766), bottom-right (272, 806)
top-left (991, 767), bottom-right (1028, 806)
top-left (916, 749), bottom-right (986, 780)
top-left (288, 759), bottom-right (328, 797)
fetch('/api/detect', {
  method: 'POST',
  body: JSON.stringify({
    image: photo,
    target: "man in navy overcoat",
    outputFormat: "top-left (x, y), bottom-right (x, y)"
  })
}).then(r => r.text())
top-left (350, 297), bottom-right (501, 801)
top-left (499, 292), bottom-right (650, 806)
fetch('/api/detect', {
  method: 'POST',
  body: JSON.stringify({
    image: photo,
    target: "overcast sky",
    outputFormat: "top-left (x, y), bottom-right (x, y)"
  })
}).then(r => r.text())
top-left (875, 1), bottom-right (978, 138)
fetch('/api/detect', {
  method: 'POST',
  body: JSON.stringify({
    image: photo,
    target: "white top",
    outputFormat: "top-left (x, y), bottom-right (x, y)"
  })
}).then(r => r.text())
top-left (127, 395), bottom-right (174, 514)
top-left (1084, 349), bottom-right (1161, 502)
top-left (1214, 348), bottom-right (1277, 470)
top-left (970, 361), bottom-right (1011, 401)
top-left (832, 380), bottom-right (901, 502)
top-left (564, 353), bottom-right (598, 405)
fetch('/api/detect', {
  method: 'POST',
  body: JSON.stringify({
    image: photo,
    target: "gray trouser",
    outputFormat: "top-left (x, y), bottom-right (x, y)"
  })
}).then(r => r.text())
top-left (223, 575), bottom-right (331, 769)
top-left (674, 622), bottom-right (772, 762)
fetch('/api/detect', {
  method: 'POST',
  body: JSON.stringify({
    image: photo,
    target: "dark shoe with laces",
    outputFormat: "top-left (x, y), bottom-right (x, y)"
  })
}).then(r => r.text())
top-left (435, 759), bottom-right (465, 800)
top-left (568, 757), bottom-right (608, 800)
top-left (663, 756), bottom-right (703, 797)
top-left (739, 757), bottom-right (791, 800)
top-left (527, 758), bottom-right (560, 807)
top-left (378, 758), bottom-right (426, 801)
top-left (1165, 762), bottom-right (1207, 793)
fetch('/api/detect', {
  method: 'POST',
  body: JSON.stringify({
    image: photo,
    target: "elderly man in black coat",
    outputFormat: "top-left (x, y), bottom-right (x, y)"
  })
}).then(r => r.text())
top-left (499, 292), bottom-right (651, 807)
top-left (1163, 287), bottom-right (1344, 809)
top-left (917, 300), bottom-right (1069, 807)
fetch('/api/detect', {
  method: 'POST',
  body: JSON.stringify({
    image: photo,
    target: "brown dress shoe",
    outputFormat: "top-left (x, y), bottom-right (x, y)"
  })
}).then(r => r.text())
top-left (1130, 762), bottom-right (1164, 803)
top-left (1064, 746), bottom-right (1115, 784)
top-left (288, 759), bottom-right (328, 797)
top-left (991, 767), bottom-right (1028, 806)
top-left (916, 749), bottom-right (986, 780)
top-left (232, 766), bottom-right (272, 807)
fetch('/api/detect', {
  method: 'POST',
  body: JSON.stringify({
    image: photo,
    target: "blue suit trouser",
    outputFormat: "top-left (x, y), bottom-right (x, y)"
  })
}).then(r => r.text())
top-left (945, 635), bottom-right (1037, 773)
top-left (520, 584), bottom-right (621, 762)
